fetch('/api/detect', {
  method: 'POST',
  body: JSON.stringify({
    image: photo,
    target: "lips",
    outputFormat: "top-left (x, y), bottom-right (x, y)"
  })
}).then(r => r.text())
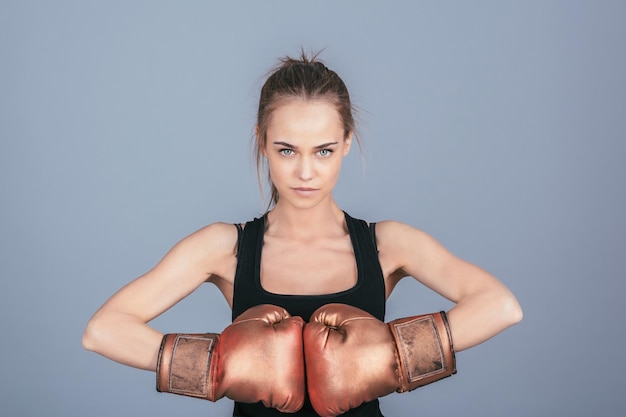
top-left (292, 187), bottom-right (319, 196)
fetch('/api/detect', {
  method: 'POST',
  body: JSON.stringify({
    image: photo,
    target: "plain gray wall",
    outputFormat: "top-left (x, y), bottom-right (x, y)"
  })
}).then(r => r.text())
top-left (2, 1), bottom-right (625, 416)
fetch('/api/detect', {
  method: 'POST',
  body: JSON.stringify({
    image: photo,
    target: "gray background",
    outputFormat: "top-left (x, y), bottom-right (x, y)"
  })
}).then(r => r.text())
top-left (1, 1), bottom-right (625, 416)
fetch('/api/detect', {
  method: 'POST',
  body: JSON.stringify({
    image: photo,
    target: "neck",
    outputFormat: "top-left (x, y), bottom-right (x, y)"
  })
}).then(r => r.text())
top-left (267, 199), bottom-right (346, 239)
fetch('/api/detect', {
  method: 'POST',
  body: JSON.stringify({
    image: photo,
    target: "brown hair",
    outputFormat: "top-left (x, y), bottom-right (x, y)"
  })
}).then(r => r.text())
top-left (255, 50), bottom-right (358, 207)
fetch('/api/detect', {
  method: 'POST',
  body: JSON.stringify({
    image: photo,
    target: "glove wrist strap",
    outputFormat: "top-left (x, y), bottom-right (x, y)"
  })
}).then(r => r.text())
top-left (156, 333), bottom-right (220, 400)
top-left (389, 311), bottom-right (457, 392)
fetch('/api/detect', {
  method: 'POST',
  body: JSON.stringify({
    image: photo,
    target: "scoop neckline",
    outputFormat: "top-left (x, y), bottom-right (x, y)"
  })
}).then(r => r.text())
top-left (254, 211), bottom-right (363, 298)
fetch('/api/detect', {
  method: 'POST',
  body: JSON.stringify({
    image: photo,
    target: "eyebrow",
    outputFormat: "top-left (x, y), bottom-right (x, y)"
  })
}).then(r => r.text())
top-left (272, 141), bottom-right (339, 150)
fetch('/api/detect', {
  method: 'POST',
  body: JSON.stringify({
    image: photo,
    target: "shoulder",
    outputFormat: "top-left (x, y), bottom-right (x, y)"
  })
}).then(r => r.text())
top-left (374, 220), bottom-right (432, 247)
top-left (190, 221), bottom-right (239, 249)
top-left (373, 220), bottom-right (447, 267)
top-left (344, 214), bottom-right (433, 252)
top-left (197, 221), bottom-right (239, 240)
top-left (170, 222), bottom-right (240, 267)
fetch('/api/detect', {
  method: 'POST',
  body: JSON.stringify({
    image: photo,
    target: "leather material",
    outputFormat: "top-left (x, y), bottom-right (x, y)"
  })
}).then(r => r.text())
top-left (304, 304), bottom-right (399, 417)
top-left (157, 304), bottom-right (306, 413)
top-left (214, 304), bottom-right (306, 412)
top-left (156, 333), bottom-right (219, 399)
top-left (389, 311), bottom-right (456, 392)
top-left (304, 304), bottom-right (456, 417)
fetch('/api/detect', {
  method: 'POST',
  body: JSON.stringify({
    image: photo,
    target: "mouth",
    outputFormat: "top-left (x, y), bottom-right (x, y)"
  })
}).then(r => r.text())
top-left (292, 187), bottom-right (319, 196)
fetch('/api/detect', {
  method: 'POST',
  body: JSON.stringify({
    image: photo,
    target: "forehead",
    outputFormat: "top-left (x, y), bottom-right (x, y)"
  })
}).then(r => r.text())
top-left (266, 99), bottom-right (344, 142)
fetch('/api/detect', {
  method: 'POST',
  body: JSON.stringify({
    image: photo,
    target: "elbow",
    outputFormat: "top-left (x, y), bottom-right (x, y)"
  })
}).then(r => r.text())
top-left (82, 315), bottom-right (104, 353)
top-left (502, 292), bottom-right (523, 328)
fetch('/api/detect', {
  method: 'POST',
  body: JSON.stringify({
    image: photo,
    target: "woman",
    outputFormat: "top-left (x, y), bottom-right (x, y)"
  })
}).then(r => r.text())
top-left (83, 52), bottom-right (523, 417)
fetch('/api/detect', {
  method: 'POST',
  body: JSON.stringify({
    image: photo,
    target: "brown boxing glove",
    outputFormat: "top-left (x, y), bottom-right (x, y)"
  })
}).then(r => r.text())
top-left (304, 303), bottom-right (456, 417)
top-left (156, 304), bottom-right (305, 413)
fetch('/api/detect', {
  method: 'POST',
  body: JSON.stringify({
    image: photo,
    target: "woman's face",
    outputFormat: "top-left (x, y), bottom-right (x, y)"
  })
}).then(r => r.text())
top-left (263, 99), bottom-right (352, 210)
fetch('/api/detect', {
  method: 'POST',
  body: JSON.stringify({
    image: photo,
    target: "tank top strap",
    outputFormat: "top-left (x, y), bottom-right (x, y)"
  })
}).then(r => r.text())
top-left (234, 223), bottom-right (243, 258)
top-left (343, 212), bottom-right (386, 320)
top-left (368, 222), bottom-right (379, 253)
top-left (231, 215), bottom-right (265, 321)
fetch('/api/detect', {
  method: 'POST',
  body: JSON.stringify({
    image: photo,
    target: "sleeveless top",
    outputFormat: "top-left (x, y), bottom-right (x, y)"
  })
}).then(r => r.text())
top-left (231, 211), bottom-right (386, 417)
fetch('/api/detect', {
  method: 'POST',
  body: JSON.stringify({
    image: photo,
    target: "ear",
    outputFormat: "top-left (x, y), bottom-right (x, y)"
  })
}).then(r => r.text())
top-left (342, 132), bottom-right (353, 156)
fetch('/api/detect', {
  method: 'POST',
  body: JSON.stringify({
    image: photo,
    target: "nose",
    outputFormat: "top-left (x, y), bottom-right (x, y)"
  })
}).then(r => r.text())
top-left (297, 156), bottom-right (314, 181)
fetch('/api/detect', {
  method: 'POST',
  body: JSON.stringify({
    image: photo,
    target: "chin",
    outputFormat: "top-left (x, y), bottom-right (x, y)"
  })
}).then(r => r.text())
top-left (286, 200), bottom-right (322, 211)
top-left (280, 195), bottom-right (328, 211)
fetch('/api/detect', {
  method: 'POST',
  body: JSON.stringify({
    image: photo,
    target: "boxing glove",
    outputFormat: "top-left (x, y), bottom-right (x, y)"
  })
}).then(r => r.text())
top-left (304, 303), bottom-right (456, 417)
top-left (156, 304), bottom-right (305, 413)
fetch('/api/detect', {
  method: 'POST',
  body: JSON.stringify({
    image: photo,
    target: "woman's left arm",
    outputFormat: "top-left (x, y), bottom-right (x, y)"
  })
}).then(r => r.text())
top-left (376, 221), bottom-right (523, 352)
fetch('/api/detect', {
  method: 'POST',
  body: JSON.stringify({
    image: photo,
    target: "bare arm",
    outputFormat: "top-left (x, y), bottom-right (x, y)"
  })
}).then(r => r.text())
top-left (376, 221), bottom-right (523, 352)
top-left (81, 222), bottom-right (237, 371)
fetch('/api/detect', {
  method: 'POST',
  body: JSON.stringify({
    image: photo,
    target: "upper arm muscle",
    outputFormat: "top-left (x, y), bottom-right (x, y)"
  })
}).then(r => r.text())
top-left (376, 221), bottom-right (497, 302)
top-left (94, 222), bottom-right (237, 323)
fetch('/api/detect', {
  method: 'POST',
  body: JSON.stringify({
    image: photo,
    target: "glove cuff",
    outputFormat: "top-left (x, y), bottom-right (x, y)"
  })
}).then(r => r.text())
top-left (389, 311), bottom-right (456, 392)
top-left (156, 333), bottom-right (220, 400)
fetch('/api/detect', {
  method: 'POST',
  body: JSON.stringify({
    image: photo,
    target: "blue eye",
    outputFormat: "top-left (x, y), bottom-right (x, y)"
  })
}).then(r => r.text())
top-left (279, 149), bottom-right (295, 156)
top-left (318, 149), bottom-right (333, 157)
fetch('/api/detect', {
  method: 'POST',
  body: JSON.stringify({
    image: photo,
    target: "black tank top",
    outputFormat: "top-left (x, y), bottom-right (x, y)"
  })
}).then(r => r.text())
top-left (231, 211), bottom-right (386, 417)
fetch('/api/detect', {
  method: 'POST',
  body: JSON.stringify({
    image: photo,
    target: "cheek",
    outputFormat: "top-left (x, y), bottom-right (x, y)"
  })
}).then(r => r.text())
top-left (267, 158), bottom-right (289, 182)
top-left (322, 158), bottom-right (344, 181)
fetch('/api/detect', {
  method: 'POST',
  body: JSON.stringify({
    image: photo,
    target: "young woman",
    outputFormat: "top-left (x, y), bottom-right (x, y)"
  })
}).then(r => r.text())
top-left (83, 53), bottom-right (523, 417)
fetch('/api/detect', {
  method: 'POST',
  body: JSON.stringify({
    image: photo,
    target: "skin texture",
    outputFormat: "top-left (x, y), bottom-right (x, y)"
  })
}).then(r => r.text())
top-left (82, 98), bottom-right (522, 372)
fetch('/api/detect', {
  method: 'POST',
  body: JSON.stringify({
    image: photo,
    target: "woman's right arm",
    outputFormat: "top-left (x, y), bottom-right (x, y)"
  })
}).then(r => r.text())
top-left (81, 222), bottom-right (238, 371)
